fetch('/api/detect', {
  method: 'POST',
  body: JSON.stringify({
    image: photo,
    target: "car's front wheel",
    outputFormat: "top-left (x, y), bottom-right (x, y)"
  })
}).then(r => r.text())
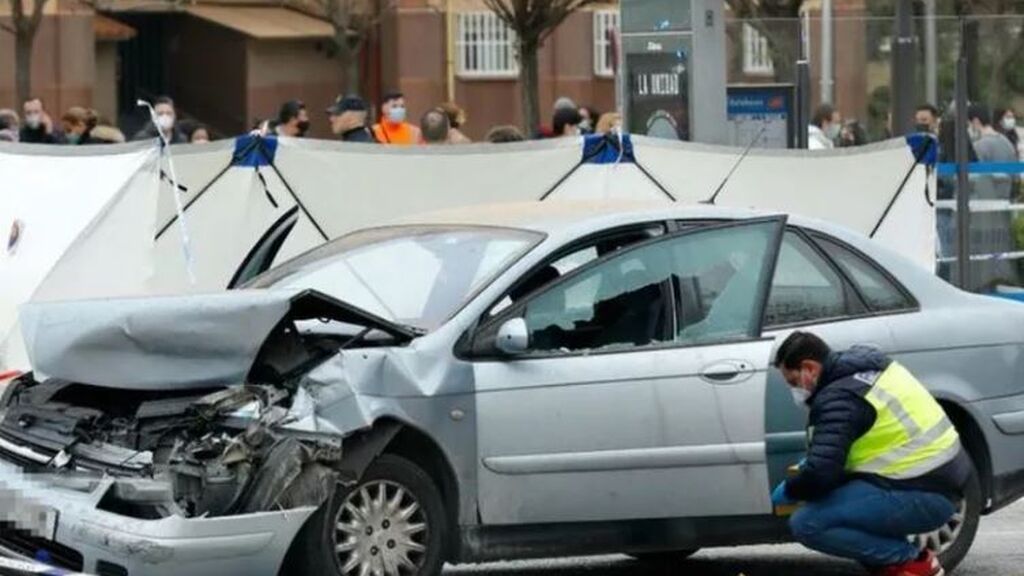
top-left (910, 465), bottom-right (981, 573)
top-left (284, 454), bottom-right (448, 576)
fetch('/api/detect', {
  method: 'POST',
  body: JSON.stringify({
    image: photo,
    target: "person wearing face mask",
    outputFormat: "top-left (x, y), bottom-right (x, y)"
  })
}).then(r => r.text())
top-left (770, 331), bottom-right (971, 576)
top-left (993, 107), bottom-right (1021, 160)
top-left (808, 104), bottom-right (840, 150)
top-left (19, 98), bottom-right (61, 143)
top-left (372, 91), bottom-right (420, 145)
top-left (577, 106), bottom-right (599, 136)
top-left (966, 104), bottom-right (1017, 199)
top-left (132, 95), bottom-right (187, 144)
top-left (61, 107), bottom-right (102, 145)
top-left (913, 103), bottom-right (940, 135)
top-left (274, 100), bottom-right (310, 138)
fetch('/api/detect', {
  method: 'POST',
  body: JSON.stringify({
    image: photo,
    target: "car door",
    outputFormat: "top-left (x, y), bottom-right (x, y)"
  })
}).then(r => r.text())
top-left (469, 217), bottom-right (786, 525)
top-left (760, 229), bottom-right (900, 488)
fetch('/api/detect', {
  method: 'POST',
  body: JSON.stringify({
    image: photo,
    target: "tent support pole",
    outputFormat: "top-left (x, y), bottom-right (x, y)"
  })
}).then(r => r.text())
top-left (538, 139), bottom-right (609, 201)
top-left (154, 136), bottom-right (263, 240)
top-left (265, 146), bottom-right (330, 242)
top-left (869, 137), bottom-right (934, 238)
top-left (633, 161), bottom-right (676, 201)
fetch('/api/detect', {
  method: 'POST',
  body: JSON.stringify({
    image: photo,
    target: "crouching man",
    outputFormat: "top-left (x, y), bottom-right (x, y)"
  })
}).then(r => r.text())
top-left (771, 331), bottom-right (972, 576)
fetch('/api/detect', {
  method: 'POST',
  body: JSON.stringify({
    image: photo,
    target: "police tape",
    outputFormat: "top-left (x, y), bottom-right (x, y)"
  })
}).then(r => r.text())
top-left (937, 162), bottom-right (1024, 176)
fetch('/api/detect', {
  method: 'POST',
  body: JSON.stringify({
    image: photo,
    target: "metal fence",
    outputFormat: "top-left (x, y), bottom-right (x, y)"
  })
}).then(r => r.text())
top-left (727, 14), bottom-right (1024, 294)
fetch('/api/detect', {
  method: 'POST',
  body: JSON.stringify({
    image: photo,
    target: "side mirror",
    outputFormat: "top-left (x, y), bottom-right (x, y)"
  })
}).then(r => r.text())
top-left (495, 318), bottom-right (529, 356)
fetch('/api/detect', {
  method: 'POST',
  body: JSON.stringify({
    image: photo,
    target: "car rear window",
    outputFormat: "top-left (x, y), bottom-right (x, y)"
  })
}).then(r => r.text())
top-left (815, 237), bottom-right (915, 312)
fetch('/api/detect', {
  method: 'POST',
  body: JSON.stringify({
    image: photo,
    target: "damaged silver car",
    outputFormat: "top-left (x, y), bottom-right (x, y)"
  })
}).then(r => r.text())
top-left (3, 202), bottom-right (1024, 576)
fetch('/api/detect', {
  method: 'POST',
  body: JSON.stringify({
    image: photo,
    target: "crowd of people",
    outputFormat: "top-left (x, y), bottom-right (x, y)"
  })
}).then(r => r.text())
top-left (4, 90), bottom-right (1021, 159)
top-left (0, 95), bottom-right (210, 146)
top-left (253, 91), bottom-right (621, 146)
top-left (806, 100), bottom-right (1024, 162)
top-left (0, 91), bottom-right (619, 148)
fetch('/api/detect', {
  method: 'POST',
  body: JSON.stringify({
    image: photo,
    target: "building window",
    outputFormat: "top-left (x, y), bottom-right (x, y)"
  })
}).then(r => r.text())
top-left (742, 23), bottom-right (775, 76)
top-left (593, 9), bottom-right (619, 77)
top-left (457, 12), bottom-right (519, 78)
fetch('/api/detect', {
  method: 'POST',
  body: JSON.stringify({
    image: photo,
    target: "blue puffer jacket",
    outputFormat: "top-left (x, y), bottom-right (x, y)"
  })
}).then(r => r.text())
top-left (784, 346), bottom-right (971, 502)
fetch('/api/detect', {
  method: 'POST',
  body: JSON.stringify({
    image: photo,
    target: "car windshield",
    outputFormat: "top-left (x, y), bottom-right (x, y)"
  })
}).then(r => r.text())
top-left (247, 225), bottom-right (542, 330)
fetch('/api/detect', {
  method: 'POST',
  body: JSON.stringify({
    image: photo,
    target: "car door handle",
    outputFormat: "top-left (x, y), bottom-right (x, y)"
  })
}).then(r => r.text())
top-left (700, 361), bottom-right (753, 384)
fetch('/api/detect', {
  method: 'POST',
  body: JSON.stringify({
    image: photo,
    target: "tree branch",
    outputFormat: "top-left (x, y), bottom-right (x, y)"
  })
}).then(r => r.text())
top-left (31, 0), bottom-right (49, 29)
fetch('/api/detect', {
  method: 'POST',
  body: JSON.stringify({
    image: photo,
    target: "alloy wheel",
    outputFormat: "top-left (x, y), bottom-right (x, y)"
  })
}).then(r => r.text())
top-left (334, 480), bottom-right (429, 576)
top-left (909, 498), bottom-right (967, 555)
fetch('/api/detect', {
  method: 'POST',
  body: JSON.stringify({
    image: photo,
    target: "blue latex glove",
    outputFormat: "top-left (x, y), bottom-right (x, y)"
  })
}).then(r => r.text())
top-left (771, 481), bottom-right (797, 506)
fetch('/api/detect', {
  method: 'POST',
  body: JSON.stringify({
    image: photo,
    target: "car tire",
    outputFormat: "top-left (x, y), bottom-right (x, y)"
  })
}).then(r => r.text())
top-left (911, 464), bottom-right (981, 574)
top-left (282, 454), bottom-right (448, 576)
top-left (628, 549), bottom-right (700, 564)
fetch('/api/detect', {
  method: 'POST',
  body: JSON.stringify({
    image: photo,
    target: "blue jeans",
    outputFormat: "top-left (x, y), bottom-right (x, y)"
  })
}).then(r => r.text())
top-left (789, 480), bottom-right (956, 567)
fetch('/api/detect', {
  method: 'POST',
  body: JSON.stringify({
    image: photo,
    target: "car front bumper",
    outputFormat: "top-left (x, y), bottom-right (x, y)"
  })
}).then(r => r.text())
top-left (0, 456), bottom-right (315, 576)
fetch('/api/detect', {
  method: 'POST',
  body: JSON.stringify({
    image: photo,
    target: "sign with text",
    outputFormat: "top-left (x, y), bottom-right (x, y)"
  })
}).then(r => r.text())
top-left (726, 85), bottom-right (795, 149)
top-left (627, 52), bottom-right (690, 141)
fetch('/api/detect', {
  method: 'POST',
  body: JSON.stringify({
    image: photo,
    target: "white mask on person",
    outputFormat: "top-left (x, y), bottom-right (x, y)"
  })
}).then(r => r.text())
top-left (826, 123), bottom-right (841, 140)
top-left (1002, 116), bottom-right (1017, 131)
top-left (24, 113), bottom-right (42, 130)
top-left (790, 386), bottom-right (811, 406)
top-left (387, 107), bottom-right (407, 124)
top-left (156, 113), bottom-right (175, 131)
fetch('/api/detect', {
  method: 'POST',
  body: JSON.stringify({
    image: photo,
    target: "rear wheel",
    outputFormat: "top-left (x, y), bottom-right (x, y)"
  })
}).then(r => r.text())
top-left (909, 466), bottom-right (981, 573)
top-left (284, 454), bottom-right (447, 576)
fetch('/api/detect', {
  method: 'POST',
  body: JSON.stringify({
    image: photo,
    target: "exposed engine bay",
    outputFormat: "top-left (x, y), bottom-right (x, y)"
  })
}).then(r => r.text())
top-left (0, 289), bottom-right (420, 520)
top-left (0, 379), bottom-right (345, 520)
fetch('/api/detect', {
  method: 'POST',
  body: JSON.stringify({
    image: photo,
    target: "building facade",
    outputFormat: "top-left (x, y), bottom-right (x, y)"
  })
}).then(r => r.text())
top-left (2, 0), bottom-right (875, 142)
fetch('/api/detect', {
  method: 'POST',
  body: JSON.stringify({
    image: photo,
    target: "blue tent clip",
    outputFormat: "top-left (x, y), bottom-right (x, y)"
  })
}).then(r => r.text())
top-left (232, 134), bottom-right (278, 167)
top-left (583, 133), bottom-right (636, 165)
top-left (905, 132), bottom-right (938, 166)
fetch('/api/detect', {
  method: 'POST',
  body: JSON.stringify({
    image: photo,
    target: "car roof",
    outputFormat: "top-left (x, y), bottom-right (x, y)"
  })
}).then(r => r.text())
top-left (392, 200), bottom-right (775, 233)
top-left (392, 200), bottom-right (970, 309)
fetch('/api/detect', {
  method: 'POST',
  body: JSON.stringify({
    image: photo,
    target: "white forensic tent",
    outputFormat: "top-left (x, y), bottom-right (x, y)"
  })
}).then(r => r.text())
top-left (0, 143), bottom-right (159, 369)
top-left (0, 134), bottom-right (936, 370)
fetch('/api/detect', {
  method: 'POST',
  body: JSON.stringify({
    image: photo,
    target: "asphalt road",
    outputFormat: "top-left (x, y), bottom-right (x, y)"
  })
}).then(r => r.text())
top-left (444, 500), bottom-right (1024, 576)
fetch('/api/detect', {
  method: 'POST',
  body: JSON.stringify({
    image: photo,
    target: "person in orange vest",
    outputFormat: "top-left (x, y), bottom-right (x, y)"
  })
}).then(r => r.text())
top-left (372, 91), bottom-right (421, 145)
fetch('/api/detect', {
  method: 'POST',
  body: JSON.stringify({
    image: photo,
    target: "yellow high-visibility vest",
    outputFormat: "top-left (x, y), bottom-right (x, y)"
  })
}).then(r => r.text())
top-left (845, 362), bottom-right (961, 479)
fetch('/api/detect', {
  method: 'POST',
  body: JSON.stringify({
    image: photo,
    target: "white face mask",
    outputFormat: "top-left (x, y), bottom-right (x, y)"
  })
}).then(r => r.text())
top-left (790, 386), bottom-right (811, 406)
top-left (156, 113), bottom-right (175, 130)
top-left (1002, 116), bottom-right (1017, 131)
top-left (387, 106), bottom-right (407, 124)
top-left (24, 113), bottom-right (41, 129)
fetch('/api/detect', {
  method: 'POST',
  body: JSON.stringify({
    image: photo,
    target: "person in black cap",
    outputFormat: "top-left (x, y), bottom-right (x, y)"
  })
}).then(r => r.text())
top-left (327, 95), bottom-right (377, 143)
top-left (275, 99), bottom-right (310, 138)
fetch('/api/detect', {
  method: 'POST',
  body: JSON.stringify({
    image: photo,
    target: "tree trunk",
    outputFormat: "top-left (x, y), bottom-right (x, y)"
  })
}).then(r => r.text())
top-left (518, 39), bottom-right (540, 136)
top-left (345, 53), bottom-right (361, 96)
top-left (15, 30), bottom-right (35, 107)
top-left (335, 35), bottom-right (360, 93)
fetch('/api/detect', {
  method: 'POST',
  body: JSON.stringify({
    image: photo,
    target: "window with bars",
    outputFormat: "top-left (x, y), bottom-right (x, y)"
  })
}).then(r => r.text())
top-left (742, 23), bottom-right (775, 76)
top-left (457, 12), bottom-right (519, 78)
top-left (593, 10), bottom-right (619, 77)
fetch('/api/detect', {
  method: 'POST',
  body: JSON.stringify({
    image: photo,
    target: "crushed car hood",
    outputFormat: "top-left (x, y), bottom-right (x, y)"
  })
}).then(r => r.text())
top-left (18, 289), bottom-right (417, 390)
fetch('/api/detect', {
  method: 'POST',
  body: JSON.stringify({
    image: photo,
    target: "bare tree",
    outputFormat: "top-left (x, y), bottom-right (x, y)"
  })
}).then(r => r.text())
top-left (291, 0), bottom-right (388, 95)
top-left (0, 0), bottom-right (50, 106)
top-left (483, 0), bottom-right (602, 134)
top-left (725, 0), bottom-right (805, 83)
